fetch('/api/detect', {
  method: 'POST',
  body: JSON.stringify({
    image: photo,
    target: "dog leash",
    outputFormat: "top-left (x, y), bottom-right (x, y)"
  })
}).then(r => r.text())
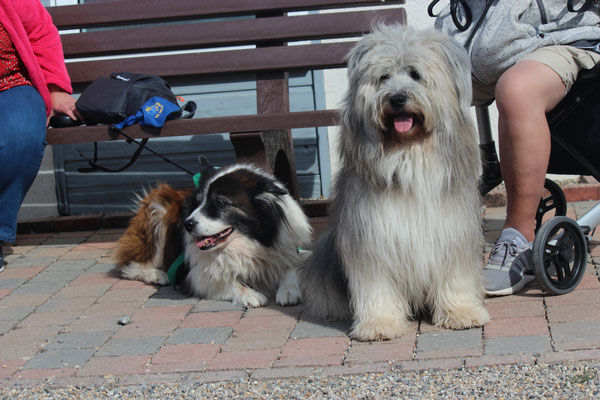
top-left (165, 171), bottom-right (202, 288)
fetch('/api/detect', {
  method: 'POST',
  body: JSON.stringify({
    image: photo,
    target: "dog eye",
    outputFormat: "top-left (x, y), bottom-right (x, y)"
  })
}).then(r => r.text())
top-left (408, 68), bottom-right (421, 81)
top-left (215, 195), bottom-right (229, 206)
top-left (378, 74), bottom-right (390, 84)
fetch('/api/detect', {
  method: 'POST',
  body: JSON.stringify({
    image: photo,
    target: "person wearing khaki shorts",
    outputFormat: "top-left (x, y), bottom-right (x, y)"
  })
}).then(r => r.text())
top-left (434, 0), bottom-right (600, 296)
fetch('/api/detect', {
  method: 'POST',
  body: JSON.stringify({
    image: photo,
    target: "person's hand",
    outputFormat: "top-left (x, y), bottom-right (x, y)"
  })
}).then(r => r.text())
top-left (48, 84), bottom-right (83, 124)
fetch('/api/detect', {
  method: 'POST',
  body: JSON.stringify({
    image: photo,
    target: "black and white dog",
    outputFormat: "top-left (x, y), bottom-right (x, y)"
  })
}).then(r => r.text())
top-left (114, 157), bottom-right (312, 308)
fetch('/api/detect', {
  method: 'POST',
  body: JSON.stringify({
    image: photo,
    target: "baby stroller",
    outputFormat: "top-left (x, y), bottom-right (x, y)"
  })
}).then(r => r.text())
top-left (477, 64), bottom-right (600, 295)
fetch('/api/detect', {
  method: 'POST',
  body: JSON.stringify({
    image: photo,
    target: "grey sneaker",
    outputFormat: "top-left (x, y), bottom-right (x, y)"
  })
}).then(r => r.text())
top-left (484, 228), bottom-right (536, 296)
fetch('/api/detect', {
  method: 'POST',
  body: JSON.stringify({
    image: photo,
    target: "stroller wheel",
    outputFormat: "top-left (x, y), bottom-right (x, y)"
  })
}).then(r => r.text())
top-left (535, 179), bottom-right (567, 233)
top-left (532, 216), bottom-right (587, 295)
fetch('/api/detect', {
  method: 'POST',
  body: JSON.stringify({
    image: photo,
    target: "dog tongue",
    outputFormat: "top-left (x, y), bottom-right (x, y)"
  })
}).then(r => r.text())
top-left (394, 115), bottom-right (413, 133)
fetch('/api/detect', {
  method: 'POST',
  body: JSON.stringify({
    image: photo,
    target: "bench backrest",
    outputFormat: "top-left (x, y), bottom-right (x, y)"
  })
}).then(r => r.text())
top-left (47, 0), bottom-right (406, 144)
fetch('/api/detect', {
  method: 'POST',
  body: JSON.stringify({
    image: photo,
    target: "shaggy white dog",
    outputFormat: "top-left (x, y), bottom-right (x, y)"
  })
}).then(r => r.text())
top-left (301, 24), bottom-right (490, 341)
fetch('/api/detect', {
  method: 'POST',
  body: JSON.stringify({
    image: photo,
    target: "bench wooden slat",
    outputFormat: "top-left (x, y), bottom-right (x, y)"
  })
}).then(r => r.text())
top-left (49, 0), bottom-right (405, 30)
top-left (46, 110), bottom-right (340, 145)
top-left (60, 9), bottom-right (406, 58)
top-left (66, 42), bottom-right (356, 85)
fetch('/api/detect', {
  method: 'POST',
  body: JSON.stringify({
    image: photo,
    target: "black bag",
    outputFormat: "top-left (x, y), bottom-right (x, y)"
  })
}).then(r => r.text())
top-left (75, 72), bottom-right (184, 125)
top-left (73, 72), bottom-right (196, 173)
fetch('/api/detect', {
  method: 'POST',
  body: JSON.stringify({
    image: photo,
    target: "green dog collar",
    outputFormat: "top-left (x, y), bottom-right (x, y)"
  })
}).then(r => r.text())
top-left (192, 172), bottom-right (202, 188)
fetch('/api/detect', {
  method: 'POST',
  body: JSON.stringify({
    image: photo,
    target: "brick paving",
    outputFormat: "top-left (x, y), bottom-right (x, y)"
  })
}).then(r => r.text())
top-left (1, 202), bottom-right (599, 387)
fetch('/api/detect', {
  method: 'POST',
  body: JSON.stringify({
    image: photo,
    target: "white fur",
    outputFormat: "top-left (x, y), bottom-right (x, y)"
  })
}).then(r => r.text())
top-left (301, 24), bottom-right (490, 341)
top-left (121, 262), bottom-right (169, 285)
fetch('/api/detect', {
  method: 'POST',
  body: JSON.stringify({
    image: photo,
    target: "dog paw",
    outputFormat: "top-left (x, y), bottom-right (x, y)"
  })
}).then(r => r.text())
top-left (350, 317), bottom-right (408, 342)
top-left (275, 284), bottom-right (302, 306)
top-left (437, 305), bottom-right (490, 330)
top-left (120, 264), bottom-right (168, 286)
top-left (143, 269), bottom-right (169, 286)
top-left (236, 287), bottom-right (268, 308)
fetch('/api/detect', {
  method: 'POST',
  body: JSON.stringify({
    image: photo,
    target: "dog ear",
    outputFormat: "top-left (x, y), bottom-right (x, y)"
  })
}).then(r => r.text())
top-left (198, 156), bottom-right (217, 175)
top-left (429, 30), bottom-right (473, 109)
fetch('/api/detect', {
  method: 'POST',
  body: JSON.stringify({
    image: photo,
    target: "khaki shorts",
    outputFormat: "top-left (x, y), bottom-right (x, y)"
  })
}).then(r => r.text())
top-left (473, 45), bottom-right (600, 107)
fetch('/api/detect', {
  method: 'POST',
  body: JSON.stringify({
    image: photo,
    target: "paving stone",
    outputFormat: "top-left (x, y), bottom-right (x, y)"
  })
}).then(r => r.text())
top-left (167, 327), bottom-right (233, 345)
top-left (145, 287), bottom-right (200, 307)
top-left (484, 334), bottom-right (551, 356)
top-left (12, 367), bottom-right (77, 380)
top-left (17, 311), bottom-right (80, 328)
top-left (86, 263), bottom-right (118, 274)
top-left (23, 348), bottom-right (95, 370)
top-left (244, 304), bottom-right (302, 318)
top-left (29, 269), bottom-right (77, 283)
top-left (0, 292), bottom-right (53, 307)
top-left (67, 316), bottom-right (123, 333)
top-left (80, 301), bottom-right (145, 318)
top-left (44, 259), bottom-right (97, 271)
top-left (484, 317), bottom-right (548, 338)
top-left (77, 355), bottom-right (150, 377)
top-left (68, 273), bottom-right (120, 286)
top-left (55, 284), bottom-right (111, 299)
top-left (464, 354), bottom-right (535, 369)
top-left (10, 280), bottom-right (68, 295)
top-left (485, 300), bottom-right (546, 319)
top-left (0, 266), bottom-right (44, 279)
top-left (37, 296), bottom-right (97, 312)
top-left (235, 314), bottom-right (297, 333)
top-left (113, 319), bottom-right (180, 339)
top-left (151, 343), bottom-right (221, 364)
top-left (41, 237), bottom-right (86, 247)
top-left (25, 246), bottom-right (73, 258)
top-left (96, 336), bottom-right (164, 356)
top-left (97, 288), bottom-right (157, 303)
top-left (180, 310), bottom-right (243, 328)
top-left (131, 305), bottom-right (192, 322)
top-left (417, 329), bottom-right (482, 353)
top-left (46, 331), bottom-right (112, 350)
top-left (61, 249), bottom-right (110, 260)
top-left (0, 306), bottom-right (35, 321)
top-left (8, 257), bottom-right (58, 268)
top-left (553, 321), bottom-right (600, 341)
top-left (222, 329), bottom-right (291, 351)
top-left (193, 299), bottom-right (246, 312)
top-left (0, 319), bottom-right (17, 335)
top-left (346, 341), bottom-right (413, 364)
top-left (547, 303), bottom-right (600, 323)
top-left (208, 349), bottom-right (279, 371)
top-left (291, 319), bottom-right (351, 339)
top-left (0, 278), bottom-right (26, 290)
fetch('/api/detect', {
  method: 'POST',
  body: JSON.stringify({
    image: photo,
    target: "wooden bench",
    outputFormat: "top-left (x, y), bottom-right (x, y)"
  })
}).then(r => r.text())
top-left (46, 0), bottom-right (406, 217)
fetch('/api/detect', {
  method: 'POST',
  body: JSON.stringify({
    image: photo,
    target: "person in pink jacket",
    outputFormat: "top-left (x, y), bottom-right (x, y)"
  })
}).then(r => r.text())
top-left (0, 0), bottom-right (81, 270)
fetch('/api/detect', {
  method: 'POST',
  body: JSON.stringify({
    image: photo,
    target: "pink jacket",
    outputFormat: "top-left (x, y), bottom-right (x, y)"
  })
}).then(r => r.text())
top-left (0, 0), bottom-right (72, 116)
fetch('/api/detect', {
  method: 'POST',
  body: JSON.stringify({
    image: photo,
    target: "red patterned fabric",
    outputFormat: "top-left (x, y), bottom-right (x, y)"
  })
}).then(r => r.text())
top-left (0, 22), bottom-right (31, 91)
top-left (0, 0), bottom-right (72, 115)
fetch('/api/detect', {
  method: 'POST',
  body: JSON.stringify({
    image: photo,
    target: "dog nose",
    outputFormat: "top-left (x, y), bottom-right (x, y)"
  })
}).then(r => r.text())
top-left (184, 219), bottom-right (196, 233)
top-left (389, 94), bottom-right (407, 109)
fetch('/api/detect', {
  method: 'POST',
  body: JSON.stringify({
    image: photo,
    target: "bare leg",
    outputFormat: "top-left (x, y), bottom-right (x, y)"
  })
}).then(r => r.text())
top-left (494, 60), bottom-right (566, 242)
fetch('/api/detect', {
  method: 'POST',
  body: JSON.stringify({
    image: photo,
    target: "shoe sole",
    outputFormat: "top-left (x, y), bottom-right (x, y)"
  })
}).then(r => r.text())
top-left (485, 274), bottom-right (536, 297)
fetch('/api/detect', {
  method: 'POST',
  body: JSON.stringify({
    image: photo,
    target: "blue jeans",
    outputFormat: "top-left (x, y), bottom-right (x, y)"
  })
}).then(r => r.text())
top-left (0, 85), bottom-right (47, 242)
